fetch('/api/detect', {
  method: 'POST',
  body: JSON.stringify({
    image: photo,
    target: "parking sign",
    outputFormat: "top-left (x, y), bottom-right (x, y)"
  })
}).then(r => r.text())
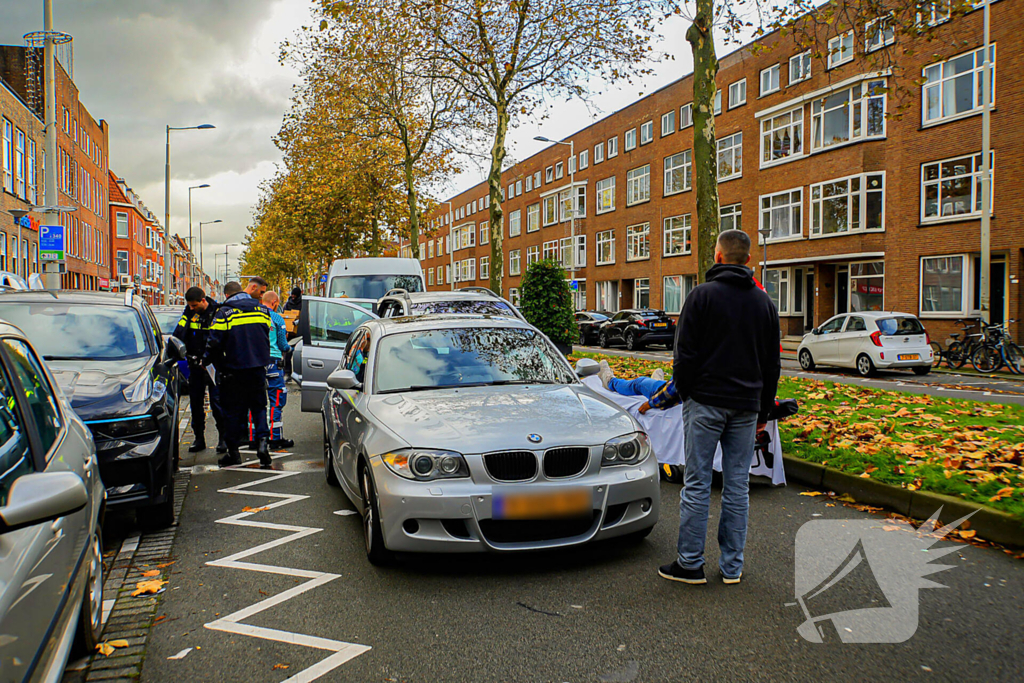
top-left (40, 225), bottom-right (65, 261)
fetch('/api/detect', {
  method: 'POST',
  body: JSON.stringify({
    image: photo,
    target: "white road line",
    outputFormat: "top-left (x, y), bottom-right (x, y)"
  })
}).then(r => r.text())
top-left (203, 464), bottom-right (371, 680)
top-left (100, 598), bottom-right (116, 626)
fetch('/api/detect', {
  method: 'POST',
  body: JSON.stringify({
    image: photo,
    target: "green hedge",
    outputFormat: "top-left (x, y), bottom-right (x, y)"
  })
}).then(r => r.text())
top-left (520, 259), bottom-right (576, 347)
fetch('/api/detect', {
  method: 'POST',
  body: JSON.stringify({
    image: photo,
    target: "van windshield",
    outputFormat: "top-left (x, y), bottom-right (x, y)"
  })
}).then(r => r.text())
top-left (329, 274), bottom-right (423, 300)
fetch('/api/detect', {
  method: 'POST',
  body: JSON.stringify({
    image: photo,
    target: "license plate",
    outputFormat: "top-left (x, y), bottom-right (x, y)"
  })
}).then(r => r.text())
top-left (492, 488), bottom-right (592, 520)
top-left (653, 322), bottom-right (668, 328)
top-left (898, 354), bottom-right (920, 361)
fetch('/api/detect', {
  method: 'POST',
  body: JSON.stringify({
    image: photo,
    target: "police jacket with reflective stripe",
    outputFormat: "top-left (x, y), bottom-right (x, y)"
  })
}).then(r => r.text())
top-left (203, 293), bottom-right (272, 371)
top-left (173, 297), bottom-right (220, 360)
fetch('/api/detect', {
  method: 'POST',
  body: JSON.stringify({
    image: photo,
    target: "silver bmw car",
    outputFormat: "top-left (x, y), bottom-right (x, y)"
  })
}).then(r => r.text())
top-left (322, 315), bottom-right (659, 564)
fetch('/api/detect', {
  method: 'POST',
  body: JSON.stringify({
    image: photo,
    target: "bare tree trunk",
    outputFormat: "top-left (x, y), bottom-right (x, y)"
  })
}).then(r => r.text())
top-left (488, 101), bottom-right (509, 296)
top-left (687, 0), bottom-right (720, 284)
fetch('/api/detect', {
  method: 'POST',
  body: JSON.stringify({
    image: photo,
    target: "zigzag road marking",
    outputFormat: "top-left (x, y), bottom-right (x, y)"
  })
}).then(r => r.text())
top-left (204, 457), bottom-right (371, 681)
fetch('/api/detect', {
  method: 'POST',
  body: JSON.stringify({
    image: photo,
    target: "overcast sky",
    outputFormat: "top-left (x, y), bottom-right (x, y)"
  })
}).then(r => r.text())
top-left (0, 1), bottom-right (697, 280)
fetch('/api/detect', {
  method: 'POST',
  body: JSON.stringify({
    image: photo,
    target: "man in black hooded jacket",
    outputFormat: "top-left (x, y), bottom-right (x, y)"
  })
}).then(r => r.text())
top-left (173, 287), bottom-right (225, 454)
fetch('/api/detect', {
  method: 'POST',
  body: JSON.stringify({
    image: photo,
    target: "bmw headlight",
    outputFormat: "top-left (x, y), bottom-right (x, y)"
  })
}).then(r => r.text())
top-left (382, 449), bottom-right (469, 481)
top-left (601, 432), bottom-right (652, 467)
top-left (123, 374), bottom-right (154, 402)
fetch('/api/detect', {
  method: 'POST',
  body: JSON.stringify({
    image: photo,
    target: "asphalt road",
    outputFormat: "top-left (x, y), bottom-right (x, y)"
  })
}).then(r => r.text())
top-left (576, 345), bottom-right (1024, 405)
top-left (133, 389), bottom-right (1023, 683)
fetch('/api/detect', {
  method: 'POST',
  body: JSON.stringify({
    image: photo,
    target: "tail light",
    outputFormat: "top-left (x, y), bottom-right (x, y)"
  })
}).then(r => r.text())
top-left (869, 330), bottom-right (883, 347)
top-left (635, 317), bottom-right (646, 327)
top-left (925, 331), bottom-right (931, 344)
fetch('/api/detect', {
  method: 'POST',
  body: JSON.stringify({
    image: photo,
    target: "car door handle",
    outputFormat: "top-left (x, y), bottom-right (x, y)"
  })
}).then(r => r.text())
top-left (308, 360), bottom-right (324, 368)
top-left (51, 518), bottom-right (64, 533)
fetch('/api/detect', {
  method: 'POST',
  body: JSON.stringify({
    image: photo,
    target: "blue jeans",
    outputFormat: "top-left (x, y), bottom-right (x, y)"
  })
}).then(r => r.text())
top-left (607, 376), bottom-right (666, 400)
top-left (266, 362), bottom-right (287, 440)
top-left (677, 399), bottom-right (758, 579)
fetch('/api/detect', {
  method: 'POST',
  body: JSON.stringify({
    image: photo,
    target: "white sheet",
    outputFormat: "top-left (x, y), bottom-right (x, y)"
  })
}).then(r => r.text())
top-left (582, 376), bottom-right (786, 486)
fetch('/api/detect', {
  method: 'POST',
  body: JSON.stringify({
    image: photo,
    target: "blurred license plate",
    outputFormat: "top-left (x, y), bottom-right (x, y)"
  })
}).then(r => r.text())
top-left (653, 322), bottom-right (668, 328)
top-left (898, 354), bottom-right (920, 361)
top-left (492, 488), bottom-right (592, 520)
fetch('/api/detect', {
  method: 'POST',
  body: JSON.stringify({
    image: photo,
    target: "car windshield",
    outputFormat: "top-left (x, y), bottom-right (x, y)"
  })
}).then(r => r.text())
top-left (409, 300), bottom-right (516, 317)
top-left (589, 313), bottom-right (609, 321)
top-left (153, 310), bottom-right (181, 335)
top-left (877, 317), bottom-right (925, 335)
top-left (375, 327), bottom-right (576, 393)
top-left (329, 274), bottom-right (423, 300)
top-left (0, 303), bottom-right (151, 360)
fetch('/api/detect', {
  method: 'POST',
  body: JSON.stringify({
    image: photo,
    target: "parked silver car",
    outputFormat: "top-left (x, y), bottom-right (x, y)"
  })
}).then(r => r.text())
top-left (0, 320), bottom-right (105, 680)
top-left (376, 288), bottom-right (525, 320)
top-left (321, 315), bottom-right (659, 564)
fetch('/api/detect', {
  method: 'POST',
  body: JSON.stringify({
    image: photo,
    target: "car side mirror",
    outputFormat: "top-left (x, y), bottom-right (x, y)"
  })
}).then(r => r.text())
top-left (0, 472), bottom-right (88, 534)
top-left (164, 336), bottom-right (186, 364)
top-left (575, 358), bottom-right (601, 378)
top-left (811, 327), bottom-right (820, 335)
top-left (327, 368), bottom-right (361, 391)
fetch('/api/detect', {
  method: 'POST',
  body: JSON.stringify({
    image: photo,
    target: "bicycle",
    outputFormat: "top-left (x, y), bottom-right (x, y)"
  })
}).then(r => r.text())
top-left (970, 319), bottom-right (1023, 374)
top-left (942, 318), bottom-right (983, 369)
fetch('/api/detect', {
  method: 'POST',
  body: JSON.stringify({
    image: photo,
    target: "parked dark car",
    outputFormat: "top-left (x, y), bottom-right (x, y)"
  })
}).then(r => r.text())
top-left (151, 305), bottom-right (190, 391)
top-left (575, 311), bottom-right (611, 345)
top-left (0, 290), bottom-right (185, 530)
top-left (598, 309), bottom-right (676, 350)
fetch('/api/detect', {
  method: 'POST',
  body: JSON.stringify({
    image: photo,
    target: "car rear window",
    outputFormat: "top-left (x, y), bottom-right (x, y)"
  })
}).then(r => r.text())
top-left (410, 301), bottom-right (516, 317)
top-left (876, 317), bottom-right (924, 335)
top-left (0, 303), bottom-right (152, 360)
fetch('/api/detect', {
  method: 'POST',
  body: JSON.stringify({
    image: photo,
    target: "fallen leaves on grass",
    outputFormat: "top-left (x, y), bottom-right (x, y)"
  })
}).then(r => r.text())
top-left (131, 579), bottom-right (167, 597)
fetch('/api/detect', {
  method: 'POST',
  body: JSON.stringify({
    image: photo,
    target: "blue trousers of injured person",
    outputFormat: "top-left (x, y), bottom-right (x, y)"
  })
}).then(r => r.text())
top-left (265, 361), bottom-right (287, 440)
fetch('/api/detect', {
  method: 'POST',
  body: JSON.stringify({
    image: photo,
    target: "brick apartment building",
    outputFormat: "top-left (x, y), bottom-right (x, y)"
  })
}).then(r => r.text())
top-left (405, 2), bottom-right (1020, 342)
top-left (0, 44), bottom-right (112, 290)
top-left (109, 170), bottom-right (163, 302)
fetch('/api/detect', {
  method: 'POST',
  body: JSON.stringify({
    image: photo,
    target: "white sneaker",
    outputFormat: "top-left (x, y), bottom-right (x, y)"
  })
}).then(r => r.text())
top-left (598, 360), bottom-right (614, 390)
top-left (651, 368), bottom-right (665, 381)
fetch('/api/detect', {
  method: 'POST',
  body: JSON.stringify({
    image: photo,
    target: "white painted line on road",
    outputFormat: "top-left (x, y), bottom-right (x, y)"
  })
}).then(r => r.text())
top-left (100, 598), bottom-right (116, 626)
top-left (204, 464), bottom-right (371, 681)
top-left (179, 417), bottom-right (190, 433)
top-left (119, 534), bottom-right (141, 556)
top-left (333, 509), bottom-right (357, 517)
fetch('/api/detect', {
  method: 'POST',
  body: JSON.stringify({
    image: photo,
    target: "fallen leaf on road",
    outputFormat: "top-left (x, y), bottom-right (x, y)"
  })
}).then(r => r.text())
top-left (798, 491), bottom-right (824, 497)
top-left (959, 530), bottom-right (977, 539)
top-left (273, 664), bottom-right (290, 670)
top-left (96, 640), bottom-right (129, 656)
top-left (131, 579), bottom-right (167, 597)
top-left (141, 570), bottom-right (160, 578)
top-left (156, 561), bottom-right (176, 569)
top-left (241, 506), bottom-right (270, 513)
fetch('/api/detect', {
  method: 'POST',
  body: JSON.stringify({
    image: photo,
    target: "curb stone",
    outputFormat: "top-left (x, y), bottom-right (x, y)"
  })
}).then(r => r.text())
top-left (783, 455), bottom-right (1024, 548)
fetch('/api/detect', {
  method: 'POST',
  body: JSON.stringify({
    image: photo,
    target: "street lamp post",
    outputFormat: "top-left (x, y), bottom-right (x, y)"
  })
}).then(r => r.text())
top-left (219, 243), bottom-right (240, 286)
top-left (534, 136), bottom-right (576, 306)
top-left (164, 124), bottom-right (215, 304)
top-left (758, 227), bottom-right (771, 283)
top-left (188, 184), bottom-right (210, 268)
top-left (199, 219), bottom-right (222, 278)
top-left (979, 0), bottom-right (993, 324)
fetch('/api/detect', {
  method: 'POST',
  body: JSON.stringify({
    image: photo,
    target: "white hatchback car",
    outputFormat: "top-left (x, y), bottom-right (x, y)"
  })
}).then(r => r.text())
top-left (797, 312), bottom-right (933, 377)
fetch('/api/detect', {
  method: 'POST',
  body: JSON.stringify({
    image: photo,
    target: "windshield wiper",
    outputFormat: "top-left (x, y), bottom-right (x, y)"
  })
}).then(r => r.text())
top-left (487, 379), bottom-right (560, 386)
top-left (43, 355), bottom-right (88, 361)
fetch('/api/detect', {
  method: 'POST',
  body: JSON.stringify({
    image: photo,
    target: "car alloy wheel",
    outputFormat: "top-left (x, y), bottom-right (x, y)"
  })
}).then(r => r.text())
top-left (579, 330), bottom-right (587, 346)
top-left (323, 416), bottom-right (339, 487)
top-left (856, 354), bottom-right (875, 377)
top-left (626, 332), bottom-right (637, 351)
top-left (71, 531), bottom-right (103, 657)
top-left (798, 349), bottom-right (815, 370)
top-left (599, 332), bottom-right (609, 348)
top-left (360, 466), bottom-right (391, 565)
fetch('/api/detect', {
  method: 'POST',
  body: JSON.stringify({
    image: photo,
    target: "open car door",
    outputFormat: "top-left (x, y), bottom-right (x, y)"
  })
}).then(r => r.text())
top-left (296, 296), bottom-right (378, 412)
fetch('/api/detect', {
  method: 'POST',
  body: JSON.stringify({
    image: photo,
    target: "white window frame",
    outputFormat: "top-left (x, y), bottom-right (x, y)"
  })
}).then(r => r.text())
top-left (508, 288), bottom-right (520, 307)
top-left (596, 177), bottom-right (615, 214)
top-left (509, 249), bottom-right (521, 276)
top-left (559, 185), bottom-right (586, 222)
top-left (428, 268), bottom-right (435, 285)
top-left (607, 136), bottom-right (618, 158)
top-left (922, 45), bottom-right (996, 127)
top-left (759, 188), bottom-right (804, 242)
top-left (828, 31), bottom-right (855, 69)
top-left (509, 209), bottom-right (521, 237)
top-left (480, 256), bottom-right (489, 280)
top-left (919, 254), bottom-right (969, 318)
top-left (679, 103), bottom-right (693, 129)
top-left (559, 235), bottom-right (586, 269)
top-left (555, 161), bottom-right (564, 180)
top-left (594, 143), bottom-right (605, 164)
top-left (917, 0), bottom-right (951, 27)
top-left (717, 132), bottom-right (742, 182)
top-left (729, 79), bottom-right (747, 108)
top-left (714, 90), bottom-right (722, 115)
top-left (640, 121), bottom-right (654, 145)
top-left (525, 176), bottom-right (532, 192)
top-left (663, 150), bottom-right (692, 196)
top-left (760, 107), bottom-right (804, 168)
top-left (760, 65), bottom-right (780, 96)
top-left (810, 79), bottom-right (887, 152)
top-left (633, 278), bottom-right (650, 309)
top-left (542, 195), bottom-right (558, 226)
top-left (596, 230), bottom-right (615, 265)
top-left (865, 14), bottom-right (895, 52)
top-left (526, 245), bottom-right (540, 266)
top-left (568, 156), bottom-right (576, 174)
top-left (811, 172), bottom-right (886, 237)
top-left (662, 214), bottom-right (692, 257)
top-left (720, 203), bottom-right (742, 232)
top-left (624, 128), bottom-right (637, 151)
top-left (626, 165), bottom-right (651, 206)
top-left (515, 180), bottom-right (522, 196)
top-left (579, 149), bottom-right (589, 170)
top-left (626, 223), bottom-right (650, 262)
top-left (764, 268), bottom-right (791, 314)
top-left (533, 171), bottom-right (541, 188)
top-left (545, 166), bottom-right (554, 183)
top-left (480, 221), bottom-right (489, 244)
top-left (920, 152), bottom-right (993, 224)
top-left (661, 111), bottom-right (675, 136)
top-left (542, 240), bottom-right (559, 261)
top-left (526, 203), bottom-right (540, 232)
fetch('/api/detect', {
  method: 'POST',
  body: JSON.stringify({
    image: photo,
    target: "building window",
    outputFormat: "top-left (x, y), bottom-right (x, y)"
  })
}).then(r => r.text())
top-left (760, 189), bottom-right (803, 241)
top-left (509, 288), bottom-right (520, 307)
top-left (626, 165), bottom-right (651, 206)
top-left (640, 121), bottom-right (653, 145)
top-left (679, 103), bottom-right (693, 128)
top-left (865, 14), bottom-right (895, 52)
top-left (2, 119), bottom-right (12, 193)
top-left (920, 255), bottom-right (966, 316)
top-left (568, 157), bottom-right (576, 175)
top-left (850, 261), bottom-right (885, 311)
top-left (594, 143), bottom-right (605, 164)
top-left (527, 245), bottom-right (540, 266)
top-left (543, 195), bottom-right (558, 226)
top-left (714, 90), bottom-right (722, 115)
top-left (634, 278), bottom-right (650, 308)
top-left (507, 183), bottom-right (514, 199)
top-left (764, 269), bottom-right (790, 314)
top-left (663, 150), bottom-right (692, 196)
top-left (545, 166), bottom-right (553, 183)
top-left (509, 209), bottom-right (521, 237)
top-left (760, 108), bottom-right (803, 166)
top-left (717, 132), bottom-right (742, 181)
top-left (116, 249), bottom-right (129, 276)
top-left (428, 241), bottom-right (435, 259)
top-left (923, 45), bottom-right (995, 126)
top-left (811, 173), bottom-right (885, 236)
top-left (624, 128), bottom-right (637, 151)
top-left (555, 161), bottom-right (564, 180)
top-left (480, 256), bottom-right (489, 280)
top-left (626, 223), bottom-right (650, 261)
top-left (515, 180), bottom-right (522, 196)
top-left (14, 130), bottom-right (25, 199)
top-left (661, 111), bottom-right (675, 136)
top-left (918, 0), bottom-right (951, 26)
top-left (921, 152), bottom-right (991, 222)
top-left (760, 65), bottom-right (780, 96)
top-left (607, 136), bottom-right (618, 158)
top-left (828, 31), bottom-right (854, 69)
top-left (559, 235), bottom-right (586, 269)
top-left (533, 171), bottom-right (541, 188)
top-left (428, 268), bottom-right (435, 286)
top-left (596, 230), bottom-right (615, 265)
top-left (579, 150), bottom-right (588, 170)
top-left (526, 204), bottom-right (540, 232)
top-left (596, 177), bottom-right (615, 214)
top-left (115, 212), bottom-right (129, 238)
top-left (729, 79), bottom-right (746, 108)
top-left (542, 240), bottom-right (559, 261)
top-left (559, 186), bottom-right (586, 221)
top-left (663, 214), bottom-right (692, 256)
top-left (525, 176), bottom-right (532, 192)
top-left (663, 275), bottom-right (695, 314)
top-left (811, 80), bottom-right (886, 151)
top-left (509, 249), bottom-right (521, 276)
top-left (26, 139), bottom-right (35, 203)
top-left (721, 203), bottom-right (742, 232)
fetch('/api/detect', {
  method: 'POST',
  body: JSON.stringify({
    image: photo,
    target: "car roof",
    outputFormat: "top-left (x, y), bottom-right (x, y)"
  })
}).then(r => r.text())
top-left (836, 311), bottom-right (918, 319)
top-left (366, 313), bottom-right (533, 335)
top-left (384, 290), bottom-right (506, 303)
top-left (0, 289), bottom-right (153, 314)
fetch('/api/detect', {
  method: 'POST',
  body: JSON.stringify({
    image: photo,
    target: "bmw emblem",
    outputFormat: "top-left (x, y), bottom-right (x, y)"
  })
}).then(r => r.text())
top-left (527, 433), bottom-right (542, 444)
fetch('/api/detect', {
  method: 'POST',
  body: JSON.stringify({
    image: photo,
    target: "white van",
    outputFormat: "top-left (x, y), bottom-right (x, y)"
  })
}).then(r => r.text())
top-left (326, 257), bottom-right (425, 312)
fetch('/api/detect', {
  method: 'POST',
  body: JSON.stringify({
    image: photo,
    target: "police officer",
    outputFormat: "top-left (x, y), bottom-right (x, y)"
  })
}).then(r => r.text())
top-left (205, 278), bottom-right (273, 468)
top-left (173, 286), bottom-right (226, 454)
